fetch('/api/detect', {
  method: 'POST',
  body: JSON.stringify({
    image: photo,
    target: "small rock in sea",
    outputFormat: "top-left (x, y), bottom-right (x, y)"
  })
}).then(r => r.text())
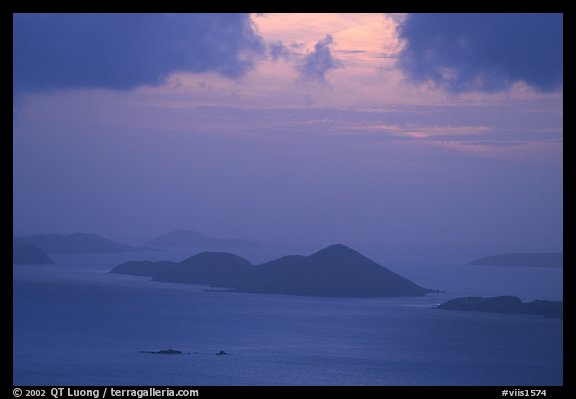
top-left (156, 349), bottom-right (182, 355)
top-left (216, 350), bottom-right (228, 355)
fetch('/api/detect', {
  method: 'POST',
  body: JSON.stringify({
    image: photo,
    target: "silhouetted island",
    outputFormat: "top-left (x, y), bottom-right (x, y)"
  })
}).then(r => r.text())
top-left (468, 253), bottom-right (562, 268)
top-left (111, 244), bottom-right (434, 297)
top-left (145, 229), bottom-right (260, 248)
top-left (13, 243), bottom-right (54, 264)
top-left (154, 252), bottom-right (253, 287)
top-left (140, 349), bottom-right (182, 355)
top-left (437, 296), bottom-right (562, 319)
top-left (13, 232), bottom-right (154, 254)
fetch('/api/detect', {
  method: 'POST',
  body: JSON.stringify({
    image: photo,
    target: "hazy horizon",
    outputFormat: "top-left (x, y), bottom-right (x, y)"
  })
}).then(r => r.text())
top-left (13, 13), bottom-right (563, 262)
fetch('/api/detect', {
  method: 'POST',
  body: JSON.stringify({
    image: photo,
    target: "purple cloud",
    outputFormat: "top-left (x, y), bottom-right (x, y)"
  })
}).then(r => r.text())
top-left (296, 35), bottom-right (343, 83)
top-left (396, 13), bottom-right (563, 92)
top-left (13, 13), bottom-right (264, 97)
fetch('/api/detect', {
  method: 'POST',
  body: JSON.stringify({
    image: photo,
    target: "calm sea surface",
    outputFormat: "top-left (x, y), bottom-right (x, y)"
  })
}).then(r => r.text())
top-left (13, 250), bottom-right (563, 386)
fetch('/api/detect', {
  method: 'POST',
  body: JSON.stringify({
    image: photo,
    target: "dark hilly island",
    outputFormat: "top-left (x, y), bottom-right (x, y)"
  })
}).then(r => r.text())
top-left (468, 253), bottom-right (562, 268)
top-left (13, 232), bottom-right (151, 254)
top-left (111, 244), bottom-right (434, 297)
top-left (154, 252), bottom-right (253, 288)
top-left (13, 243), bottom-right (54, 264)
top-left (145, 229), bottom-right (259, 248)
top-left (438, 296), bottom-right (562, 319)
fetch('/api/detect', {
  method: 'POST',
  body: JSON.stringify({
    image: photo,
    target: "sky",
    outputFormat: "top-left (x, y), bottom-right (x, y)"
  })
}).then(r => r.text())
top-left (12, 13), bottom-right (563, 261)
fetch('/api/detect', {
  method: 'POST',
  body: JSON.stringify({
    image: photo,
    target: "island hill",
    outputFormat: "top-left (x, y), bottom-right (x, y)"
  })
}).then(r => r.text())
top-left (13, 232), bottom-right (152, 254)
top-left (468, 252), bottom-right (562, 268)
top-left (111, 244), bottom-right (435, 297)
top-left (13, 230), bottom-right (258, 254)
top-left (13, 243), bottom-right (54, 264)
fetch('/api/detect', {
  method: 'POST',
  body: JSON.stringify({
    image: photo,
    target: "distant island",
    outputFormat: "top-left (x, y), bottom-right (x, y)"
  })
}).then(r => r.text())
top-left (437, 296), bottom-right (562, 319)
top-left (468, 253), bottom-right (562, 268)
top-left (145, 229), bottom-right (260, 248)
top-left (13, 232), bottom-right (154, 254)
top-left (111, 244), bottom-right (435, 297)
top-left (140, 349), bottom-right (183, 355)
top-left (13, 243), bottom-right (54, 264)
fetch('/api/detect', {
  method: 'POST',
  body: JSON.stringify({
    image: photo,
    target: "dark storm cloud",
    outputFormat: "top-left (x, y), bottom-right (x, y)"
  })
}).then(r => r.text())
top-left (13, 13), bottom-right (264, 96)
top-left (397, 13), bottom-right (563, 92)
top-left (296, 35), bottom-right (343, 83)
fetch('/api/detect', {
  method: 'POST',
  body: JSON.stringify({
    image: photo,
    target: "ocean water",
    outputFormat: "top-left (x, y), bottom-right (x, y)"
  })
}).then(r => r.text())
top-left (13, 250), bottom-right (563, 386)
